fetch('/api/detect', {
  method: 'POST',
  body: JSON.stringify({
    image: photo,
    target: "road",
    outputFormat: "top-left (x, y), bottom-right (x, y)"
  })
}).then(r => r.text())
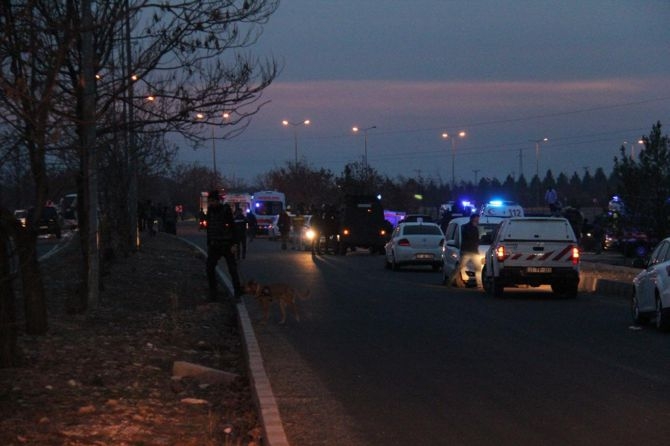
top-left (182, 222), bottom-right (670, 445)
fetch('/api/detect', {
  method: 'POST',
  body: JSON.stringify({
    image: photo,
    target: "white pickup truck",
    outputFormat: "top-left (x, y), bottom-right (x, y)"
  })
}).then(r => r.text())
top-left (482, 217), bottom-right (580, 298)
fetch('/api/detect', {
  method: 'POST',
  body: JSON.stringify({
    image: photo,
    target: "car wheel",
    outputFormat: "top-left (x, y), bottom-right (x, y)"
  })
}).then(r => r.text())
top-left (551, 283), bottom-right (565, 295)
top-left (564, 281), bottom-right (578, 299)
top-left (655, 296), bottom-right (670, 332)
top-left (631, 291), bottom-right (649, 325)
top-left (492, 277), bottom-right (504, 298)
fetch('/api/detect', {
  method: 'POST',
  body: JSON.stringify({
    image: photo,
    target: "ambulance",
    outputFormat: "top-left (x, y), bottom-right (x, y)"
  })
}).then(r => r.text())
top-left (251, 190), bottom-right (286, 235)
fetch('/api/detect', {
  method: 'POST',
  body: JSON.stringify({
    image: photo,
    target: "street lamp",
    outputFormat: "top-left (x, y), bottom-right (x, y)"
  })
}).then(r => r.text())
top-left (442, 130), bottom-right (467, 190)
top-left (530, 137), bottom-right (549, 207)
top-left (624, 139), bottom-right (644, 159)
top-left (282, 119), bottom-right (311, 166)
top-left (352, 125), bottom-right (376, 169)
top-left (196, 112), bottom-right (229, 189)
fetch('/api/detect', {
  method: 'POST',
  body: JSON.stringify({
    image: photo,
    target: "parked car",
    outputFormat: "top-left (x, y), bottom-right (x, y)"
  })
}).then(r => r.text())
top-left (399, 214), bottom-right (434, 224)
top-left (384, 221), bottom-right (445, 271)
top-left (441, 215), bottom-right (505, 287)
top-left (632, 237), bottom-right (670, 331)
top-left (27, 205), bottom-right (62, 238)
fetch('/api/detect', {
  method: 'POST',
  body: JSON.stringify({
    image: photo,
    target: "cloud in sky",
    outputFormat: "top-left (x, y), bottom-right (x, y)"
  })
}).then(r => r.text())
top-left (179, 0), bottom-right (670, 185)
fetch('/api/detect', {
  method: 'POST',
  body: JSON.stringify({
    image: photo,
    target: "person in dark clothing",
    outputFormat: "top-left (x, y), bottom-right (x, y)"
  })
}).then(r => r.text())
top-left (452, 213), bottom-right (480, 287)
top-left (246, 211), bottom-right (257, 242)
top-left (233, 207), bottom-right (248, 260)
top-left (205, 191), bottom-right (242, 300)
top-left (278, 209), bottom-right (291, 250)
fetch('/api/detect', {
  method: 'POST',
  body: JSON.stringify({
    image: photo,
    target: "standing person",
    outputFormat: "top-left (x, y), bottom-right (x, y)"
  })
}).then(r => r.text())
top-left (205, 191), bottom-right (242, 300)
top-left (544, 187), bottom-right (559, 215)
top-left (246, 210), bottom-right (257, 243)
top-left (233, 207), bottom-right (248, 260)
top-left (453, 213), bottom-right (480, 287)
top-left (291, 211), bottom-right (306, 250)
top-left (278, 209), bottom-right (291, 250)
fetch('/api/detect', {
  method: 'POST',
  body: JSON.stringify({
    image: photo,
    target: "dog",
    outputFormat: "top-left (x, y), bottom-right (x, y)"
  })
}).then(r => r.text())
top-left (243, 280), bottom-right (311, 324)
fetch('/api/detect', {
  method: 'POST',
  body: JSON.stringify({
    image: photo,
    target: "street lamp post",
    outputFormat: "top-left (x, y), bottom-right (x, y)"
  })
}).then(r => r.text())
top-left (624, 139), bottom-right (644, 159)
top-left (352, 125), bottom-right (376, 169)
top-left (197, 112), bottom-right (230, 189)
top-left (282, 119), bottom-right (311, 166)
top-left (531, 137), bottom-right (549, 207)
top-left (442, 130), bottom-right (467, 190)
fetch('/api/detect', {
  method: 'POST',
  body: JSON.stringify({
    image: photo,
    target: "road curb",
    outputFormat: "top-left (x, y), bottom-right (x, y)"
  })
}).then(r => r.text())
top-left (579, 271), bottom-right (634, 299)
top-left (178, 236), bottom-right (290, 446)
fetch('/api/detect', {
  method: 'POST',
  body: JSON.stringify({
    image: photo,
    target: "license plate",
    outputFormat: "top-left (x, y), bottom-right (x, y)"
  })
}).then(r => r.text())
top-left (416, 254), bottom-right (434, 260)
top-left (527, 266), bottom-right (552, 273)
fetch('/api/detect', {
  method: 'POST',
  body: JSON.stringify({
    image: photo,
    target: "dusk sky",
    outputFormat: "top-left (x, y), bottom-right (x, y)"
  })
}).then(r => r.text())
top-left (182, 1), bottom-right (670, 186)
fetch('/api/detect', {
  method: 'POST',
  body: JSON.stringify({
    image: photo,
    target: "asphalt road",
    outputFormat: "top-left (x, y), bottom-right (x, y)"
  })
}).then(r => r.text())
top-left (182, 222), bottom-right (670, 445)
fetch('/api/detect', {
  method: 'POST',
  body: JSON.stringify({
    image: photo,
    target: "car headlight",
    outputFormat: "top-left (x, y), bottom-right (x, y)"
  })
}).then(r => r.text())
top-left (306, 229), bottom-right (315, 240)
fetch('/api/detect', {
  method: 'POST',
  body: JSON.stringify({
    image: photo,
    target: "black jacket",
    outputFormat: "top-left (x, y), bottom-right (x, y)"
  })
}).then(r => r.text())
top-left (206, 203), bottom-right (236, 245)
top-left (461, 222), bottom-right (479, 253)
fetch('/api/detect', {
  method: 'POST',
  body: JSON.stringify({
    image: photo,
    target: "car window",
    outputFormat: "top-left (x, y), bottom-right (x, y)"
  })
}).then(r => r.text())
top-left (402, 225), bottom-right (442, 236)
top-left (479, 223), bottom-right (500, 245)
top-left (445, 223), bottom-right (456, 240)
top-left (650, 241), bottom-right (670, 265)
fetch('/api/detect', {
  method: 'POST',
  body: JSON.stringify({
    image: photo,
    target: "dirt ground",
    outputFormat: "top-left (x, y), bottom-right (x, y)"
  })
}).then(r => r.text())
top-left (0, 232), bottom-right (260, 445)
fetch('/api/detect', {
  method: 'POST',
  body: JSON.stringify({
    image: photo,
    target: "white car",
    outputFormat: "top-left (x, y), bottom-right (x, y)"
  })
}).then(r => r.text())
top-left (441, 216), bottom-right (505, 287)
top-left (632, 237), bottom-right (670, 331)
top-left (384, 222), bottom-right (445, 271)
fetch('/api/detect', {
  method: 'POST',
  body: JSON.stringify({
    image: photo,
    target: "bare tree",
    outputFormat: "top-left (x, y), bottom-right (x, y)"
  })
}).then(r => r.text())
top-left (0, 0), bottom-right (280, 362)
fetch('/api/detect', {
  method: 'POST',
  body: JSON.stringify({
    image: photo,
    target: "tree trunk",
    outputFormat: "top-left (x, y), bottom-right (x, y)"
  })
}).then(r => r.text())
top-left (17, 228), bottom-right (48, 335)
top-left (0, 211), bottom-right (18, 367)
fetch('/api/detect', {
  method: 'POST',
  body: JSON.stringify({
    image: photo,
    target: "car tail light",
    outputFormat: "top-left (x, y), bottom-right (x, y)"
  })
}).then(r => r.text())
top-left (398, 238), bottom-right (410, 247)
top-left (571, 245), bottom-right (580, 265)
top-left (495, 244), bottom-right (509, 262)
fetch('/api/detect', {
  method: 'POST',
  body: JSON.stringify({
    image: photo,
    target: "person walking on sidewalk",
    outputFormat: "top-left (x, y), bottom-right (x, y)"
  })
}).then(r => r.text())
top-left (205, 190), bottom-right (242, 300)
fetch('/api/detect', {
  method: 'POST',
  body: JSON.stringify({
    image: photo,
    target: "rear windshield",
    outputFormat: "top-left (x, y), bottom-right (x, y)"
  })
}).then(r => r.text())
top-left (403, 225), bottom-right (442, 236)
top-left (500, 219), bottom-right (575, 241)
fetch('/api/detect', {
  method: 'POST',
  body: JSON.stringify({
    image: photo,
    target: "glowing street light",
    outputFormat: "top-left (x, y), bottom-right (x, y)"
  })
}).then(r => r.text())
top-left (624, 139), bottom-right (644, 159)
top-left (282, 119), bottom-right (311, 166)
top-left (197, 112), bottom-right (230, 188)
top-left (530, 137), bottom-right (549, 207)
top-left (442, 130), bottom-right (467, 190)
top-left (352, 125), bottom-right (376, 169)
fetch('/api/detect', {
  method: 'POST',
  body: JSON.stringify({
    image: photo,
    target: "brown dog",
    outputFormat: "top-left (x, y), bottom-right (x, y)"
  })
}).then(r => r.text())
top-left (244, 280), bottom-right (311, 324)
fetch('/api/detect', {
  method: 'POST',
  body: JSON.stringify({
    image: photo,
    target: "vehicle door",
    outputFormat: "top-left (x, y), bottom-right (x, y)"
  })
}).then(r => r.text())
top-left (638, 241), bottom-right (670, 311)
top-left (442, 221), bottom-right (461, 277)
